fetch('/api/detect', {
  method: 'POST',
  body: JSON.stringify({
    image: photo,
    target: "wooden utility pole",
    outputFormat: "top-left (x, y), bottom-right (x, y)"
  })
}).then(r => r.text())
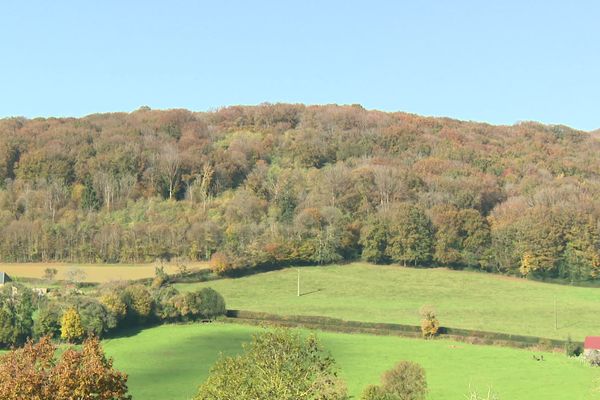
top-left (554, 296), bottom-right (557, 330)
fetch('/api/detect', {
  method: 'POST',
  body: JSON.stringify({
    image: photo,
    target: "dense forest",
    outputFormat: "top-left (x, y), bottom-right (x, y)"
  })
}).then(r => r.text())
top-left (0, 104), bottom-right (598, 282)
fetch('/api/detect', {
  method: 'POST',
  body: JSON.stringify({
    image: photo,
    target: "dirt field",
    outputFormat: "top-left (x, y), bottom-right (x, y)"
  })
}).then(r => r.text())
top-left (0, 262), bottom-right (209, 283)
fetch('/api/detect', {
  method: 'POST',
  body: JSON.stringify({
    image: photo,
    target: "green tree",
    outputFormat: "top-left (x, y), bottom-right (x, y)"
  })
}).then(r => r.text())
top-left (386, 204), bottom-right (433, 266)
top-left (0, 285), bottom-right (35, 347)
top-left (34, 302), bottom-right (62, 339)
top-left (123, 285), bottom-right (154, 324)
top-left (359, 215), bottom-right (389, 263)
top-left (195, 328), bottom-right (348, 400)
top-left (361, 361), bottom-right (427, 400)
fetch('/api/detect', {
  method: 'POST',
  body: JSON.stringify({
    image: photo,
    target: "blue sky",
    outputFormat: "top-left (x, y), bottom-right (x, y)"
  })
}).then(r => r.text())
top-left (0, 1), bottom-right (598, 130)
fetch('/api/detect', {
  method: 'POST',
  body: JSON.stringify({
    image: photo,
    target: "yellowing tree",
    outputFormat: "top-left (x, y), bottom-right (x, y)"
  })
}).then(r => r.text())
top-left (519, 253), bottom-right (533, 276)
top-left (100, 292), bottom-right (127, 320)
top-left (61, 308), bottom-right (85, 343)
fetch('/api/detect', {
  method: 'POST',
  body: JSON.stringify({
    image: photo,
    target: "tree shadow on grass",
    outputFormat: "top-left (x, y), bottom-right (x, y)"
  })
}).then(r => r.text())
top-left (300, 288), bottom-right (323, 297)
top-left (104, 322), bottom-right (160, 340)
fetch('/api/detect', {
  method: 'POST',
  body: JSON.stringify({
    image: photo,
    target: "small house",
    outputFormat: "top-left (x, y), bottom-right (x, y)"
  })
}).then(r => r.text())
top-left (584, 336), bottom-right (600, 358)
top-left (0, 272), bottom-right (11, 285)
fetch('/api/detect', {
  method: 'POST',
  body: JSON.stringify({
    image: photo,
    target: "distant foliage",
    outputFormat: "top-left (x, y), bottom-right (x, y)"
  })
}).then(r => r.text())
top-left (0, 105), bottom-right (599, 282)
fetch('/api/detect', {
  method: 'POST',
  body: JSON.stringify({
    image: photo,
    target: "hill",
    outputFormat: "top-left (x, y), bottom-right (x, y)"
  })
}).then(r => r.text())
top-left (0, 105), bottom-right (599, 282)
top-left (176, 263), bottom-right (600, 341)
top-left (103, 322), bottom-right (595, 400)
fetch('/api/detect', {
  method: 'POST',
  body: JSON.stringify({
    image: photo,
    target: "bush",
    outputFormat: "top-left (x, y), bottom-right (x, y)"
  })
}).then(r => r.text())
top-left (361, 385), bottom-right (390, 400)
top-left (587, 349), bottom-right (600, 366)
top-left (153, 285), bottom-right (181, 321)
top-left (565, 335), bottom-right (582, 357)
top-left (419, 305), bottom-right (439, 338)
top-left (100, 291), bottom-right (128, 322)
top-left (197, 287), bottom-right (226, 320)
top-left (210, 252), bottom-right (232, 275)
top-left (166, 287), bottom-right (226, 321)
top-left (123, 285), bottom-right (154, 324)
top-left (76, 297), bottom-right (115, 337)
top-left (362, 361), bottom-right (427, 400)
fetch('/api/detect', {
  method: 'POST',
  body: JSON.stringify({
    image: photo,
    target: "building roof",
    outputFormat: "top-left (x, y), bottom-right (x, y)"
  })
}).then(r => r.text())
top-left (584, 336), bottom-right (600, 349)
top-left (0, 272), bottom-right (10, 284)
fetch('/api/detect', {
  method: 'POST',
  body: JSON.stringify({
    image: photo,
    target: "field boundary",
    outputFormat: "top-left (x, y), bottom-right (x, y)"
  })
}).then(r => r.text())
top-left (225, 309), bottom-right (579, 350)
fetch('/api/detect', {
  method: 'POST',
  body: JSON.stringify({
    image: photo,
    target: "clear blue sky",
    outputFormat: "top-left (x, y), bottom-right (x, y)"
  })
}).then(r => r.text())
top-left (1, 1), bottom-right (598, 130)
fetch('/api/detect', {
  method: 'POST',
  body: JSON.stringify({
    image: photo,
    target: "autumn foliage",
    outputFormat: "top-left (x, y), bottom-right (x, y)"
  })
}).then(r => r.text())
top-left (0, 105), bottom-right (599, 282)
top-left (0, 336), bottom-right (131, 400)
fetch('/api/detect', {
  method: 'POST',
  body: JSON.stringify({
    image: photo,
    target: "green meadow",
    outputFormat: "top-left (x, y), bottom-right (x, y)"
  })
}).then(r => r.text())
top-left (102, 322), bottom-right (596, 400)
top-left (175, 263), bottom-right (600, 341)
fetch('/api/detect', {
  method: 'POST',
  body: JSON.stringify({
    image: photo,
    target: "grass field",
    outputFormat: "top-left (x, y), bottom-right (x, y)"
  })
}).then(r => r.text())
top-left (102, 322), bottom-right (596, 400)
top-left (0, 262), bottom-right (207, 283)
top-left (175, 263), bottom-right (600, 341)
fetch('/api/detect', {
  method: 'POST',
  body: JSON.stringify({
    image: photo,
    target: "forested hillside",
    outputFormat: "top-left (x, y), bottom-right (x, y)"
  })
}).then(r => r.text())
top-left (0, 104), bottom-right (598, 281)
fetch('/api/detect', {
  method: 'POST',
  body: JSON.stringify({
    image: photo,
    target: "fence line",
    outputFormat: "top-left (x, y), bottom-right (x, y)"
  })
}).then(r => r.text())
top-left (225, 309), bottom-right (578, 350)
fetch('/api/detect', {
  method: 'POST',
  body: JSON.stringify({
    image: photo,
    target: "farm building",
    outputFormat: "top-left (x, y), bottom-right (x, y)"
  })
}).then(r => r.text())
top-left (0, 272), bottom-right (11, 285)
top-left (584, 336), bottom-right (600, 359)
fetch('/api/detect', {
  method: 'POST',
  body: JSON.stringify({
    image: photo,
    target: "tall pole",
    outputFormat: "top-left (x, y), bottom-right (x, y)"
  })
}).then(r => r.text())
top-left (554, 296), bottom-right (557, 330)
top-left (297, 268), bottom-right (300, 297)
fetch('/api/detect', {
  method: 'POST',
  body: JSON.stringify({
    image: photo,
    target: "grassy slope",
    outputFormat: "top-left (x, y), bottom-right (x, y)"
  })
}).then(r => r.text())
top-left (175, 263), bottom-right (600, 340)
top-left (102, 322), bottom-right (596, 400)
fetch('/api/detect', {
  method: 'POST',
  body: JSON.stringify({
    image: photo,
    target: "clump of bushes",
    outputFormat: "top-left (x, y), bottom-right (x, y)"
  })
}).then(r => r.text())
top-left (419, 305), bottom-right (439, 338)
top-left (361, 360), bottom-right (427, 400)
top-left (564, 335), bottom-right (582, 357)
top-left (2, 277), bottom-right (227, 348)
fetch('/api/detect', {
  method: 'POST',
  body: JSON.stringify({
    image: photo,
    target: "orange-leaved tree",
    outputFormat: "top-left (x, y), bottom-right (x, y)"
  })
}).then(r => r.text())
top-left (0, 336), bottom-right (131, 400)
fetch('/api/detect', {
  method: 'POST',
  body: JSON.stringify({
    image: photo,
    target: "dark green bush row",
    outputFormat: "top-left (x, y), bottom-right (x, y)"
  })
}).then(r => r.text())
top-left (226, 310), bottom-right (579, 349)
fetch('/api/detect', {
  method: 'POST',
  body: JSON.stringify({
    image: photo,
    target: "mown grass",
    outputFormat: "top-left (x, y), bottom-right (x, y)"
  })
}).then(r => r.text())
top-left (0, 262), bottom-right (207, 283)
top-left (175, 263), bottom-right (600, 340)
top-left (102, 322), bottom-right (596, 400)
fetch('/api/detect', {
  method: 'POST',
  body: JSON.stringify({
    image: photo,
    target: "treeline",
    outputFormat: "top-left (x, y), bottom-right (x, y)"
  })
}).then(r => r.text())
top-left (0, 104), bottom-right (599, 281)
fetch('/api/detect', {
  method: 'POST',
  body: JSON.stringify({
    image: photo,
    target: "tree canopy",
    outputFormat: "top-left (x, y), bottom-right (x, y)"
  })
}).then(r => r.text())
top-left (0, 104), bottom-right (599, 281)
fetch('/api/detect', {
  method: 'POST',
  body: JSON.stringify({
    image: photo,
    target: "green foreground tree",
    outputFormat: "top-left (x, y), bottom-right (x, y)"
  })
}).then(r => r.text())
top-left (195, 328), bottom-right (348, 400)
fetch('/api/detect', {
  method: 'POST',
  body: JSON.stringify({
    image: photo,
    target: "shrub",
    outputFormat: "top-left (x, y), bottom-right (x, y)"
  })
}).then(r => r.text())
top-left (361, 384), bottom-right (390, 400)
top-left (564, 335), bottom-right (582, 357)
top-left (209, 252), bottom-right (232, 275)
top-left (197, 287), bottom-right (226, 320)
top-left (362, 361), bottom-right (427, 400)
top-left (76, 297), bottom-right (115, 337)
top-left (419, 305), bottom-right (439, 338)
top-left (123, 285), bottom-right (154, 324)
top-left (100, 291), bottom-right (128, 322)
top-left (381, 361), bottom-right (427, 400)
top-left (153, 285), bottom-right (181, 321)
top-left (587, 349), bottom-right (600, 366)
